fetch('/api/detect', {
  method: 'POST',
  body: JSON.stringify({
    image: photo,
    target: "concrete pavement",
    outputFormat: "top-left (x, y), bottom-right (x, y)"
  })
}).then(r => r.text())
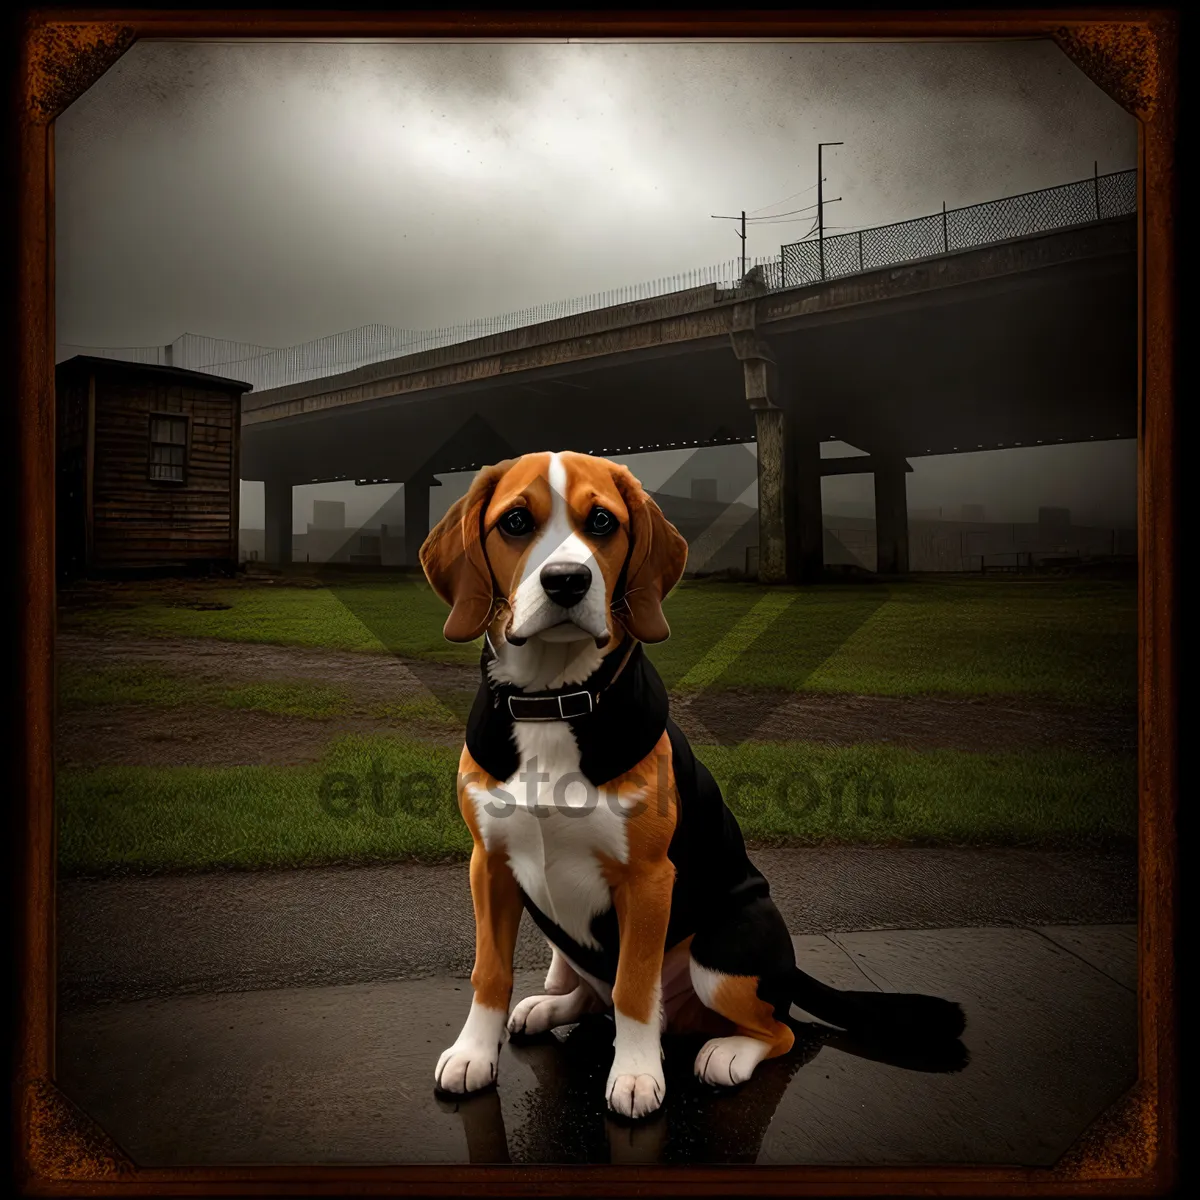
top-left (58, 847), bottom-right (1137, 1008)
top-left (56, 925), bottom-right (1136, 1167)
top-left (55, 849), bottom-right (1138, 1166)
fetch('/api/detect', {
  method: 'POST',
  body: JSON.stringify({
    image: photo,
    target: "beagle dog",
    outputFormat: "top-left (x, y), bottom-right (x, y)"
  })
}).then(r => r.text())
top-left (420, 451), bottom-right (963, 1120)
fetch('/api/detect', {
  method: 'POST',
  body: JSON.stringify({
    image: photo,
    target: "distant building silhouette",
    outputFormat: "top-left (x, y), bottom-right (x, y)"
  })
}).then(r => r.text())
top-left (1039, 506), bottom-right (1072, 530)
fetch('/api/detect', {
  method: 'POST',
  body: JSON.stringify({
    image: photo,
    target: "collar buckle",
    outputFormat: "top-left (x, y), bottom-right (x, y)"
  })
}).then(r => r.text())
top-left (557, 690), bottom-right (594, 719)
top-left (507, 690), bottom-right (594, 722)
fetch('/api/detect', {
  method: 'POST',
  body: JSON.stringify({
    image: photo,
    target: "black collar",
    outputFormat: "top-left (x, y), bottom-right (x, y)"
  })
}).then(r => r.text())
top-left (466, 633), bottom-right (670, 786)
top-left (481, 632), bottom-right (638, 722)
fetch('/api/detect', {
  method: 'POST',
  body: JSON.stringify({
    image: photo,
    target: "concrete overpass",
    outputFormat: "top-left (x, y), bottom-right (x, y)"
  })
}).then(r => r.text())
top-left (241, 214), bottom-right (1135, 582)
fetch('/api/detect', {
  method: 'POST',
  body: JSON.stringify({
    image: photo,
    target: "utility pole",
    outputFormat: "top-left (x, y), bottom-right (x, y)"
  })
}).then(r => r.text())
top-left (711, 209), bottom-right (748, 280)
top-left (715, 151), bottom-right (842, 284)
top-left (817, 141), bottom-right (843, 281)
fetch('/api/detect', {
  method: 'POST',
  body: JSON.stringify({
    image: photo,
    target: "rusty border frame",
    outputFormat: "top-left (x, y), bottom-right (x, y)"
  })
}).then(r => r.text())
top-left (11, 8), bottom-right (1178, 1195)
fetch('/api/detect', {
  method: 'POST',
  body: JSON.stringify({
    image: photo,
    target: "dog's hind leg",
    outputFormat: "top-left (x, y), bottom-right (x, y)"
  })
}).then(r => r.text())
top-left (543, 944), bottom-right (580, 995)
top-left (688, 894), bottom-right (798, 1087)
top-left (508, 943), bottom-right (605, 1036)
top-left (508, 982), bottom-right (606, 1036)
top-left (688, 964), bottom-right (795, 1086)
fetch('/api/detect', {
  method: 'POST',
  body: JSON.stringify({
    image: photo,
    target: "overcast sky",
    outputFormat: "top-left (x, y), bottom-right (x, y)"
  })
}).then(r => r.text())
top-left (53, 37), bottom-right (1138, 531)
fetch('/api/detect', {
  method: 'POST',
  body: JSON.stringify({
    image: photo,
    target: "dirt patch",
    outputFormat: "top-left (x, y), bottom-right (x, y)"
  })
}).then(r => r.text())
top-left (56, 633), bottom-right (1135, 767)
top-left (56, 705), bottom-right (463, 768)
top-left (57, 633), bottom-right (482, 768)
top-left (673, 688), bottom-right (1135, 755)
top-left (58, 632), bottom-right (478, 707)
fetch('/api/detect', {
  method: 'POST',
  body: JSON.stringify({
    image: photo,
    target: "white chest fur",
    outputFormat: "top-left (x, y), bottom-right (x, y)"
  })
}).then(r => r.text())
top-left (466, 721), bottom-right (628, 949)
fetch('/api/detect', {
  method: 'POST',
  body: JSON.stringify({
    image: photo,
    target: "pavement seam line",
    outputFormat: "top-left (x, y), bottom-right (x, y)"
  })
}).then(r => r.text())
top-left (822, 933), bottom-right (885, 993)
top-left (1023, 925), bottom-right (1136, 993)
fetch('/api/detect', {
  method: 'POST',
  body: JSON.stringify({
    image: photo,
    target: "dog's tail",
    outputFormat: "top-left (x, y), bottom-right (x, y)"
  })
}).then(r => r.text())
top-left (786, 965), bottom-right (966, 1043)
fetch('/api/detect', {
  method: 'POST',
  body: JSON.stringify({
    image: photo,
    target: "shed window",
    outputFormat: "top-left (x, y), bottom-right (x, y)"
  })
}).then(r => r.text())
top-left (149, 414), bottom-right (187, 482)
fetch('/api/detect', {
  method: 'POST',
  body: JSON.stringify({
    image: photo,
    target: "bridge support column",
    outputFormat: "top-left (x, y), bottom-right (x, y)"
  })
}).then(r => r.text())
top-left (404, 476), bottom-right (438, 568)
top-left (783, 405), bottom-right (824, 585)
top-left (263, 477), bottom-right (294, 565)
top-left (734, 317), bottom-right (823, 585)
top-left (874, 456), bottom-right (910, 575)
top-left (754, 406), bottom-right (787, 583)
top-left (749, 399), bottom-right (823, 585)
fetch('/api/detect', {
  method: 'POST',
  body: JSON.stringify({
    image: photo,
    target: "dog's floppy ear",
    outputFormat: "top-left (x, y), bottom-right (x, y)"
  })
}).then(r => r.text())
top-left (419, 459), bottom-right (513, 642)
top-left (612, 465), bottom-right (688, 643)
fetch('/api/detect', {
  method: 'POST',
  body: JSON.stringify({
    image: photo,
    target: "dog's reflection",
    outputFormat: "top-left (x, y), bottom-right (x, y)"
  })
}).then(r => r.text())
top-left (436, 1014), bottom-right (969, 1164)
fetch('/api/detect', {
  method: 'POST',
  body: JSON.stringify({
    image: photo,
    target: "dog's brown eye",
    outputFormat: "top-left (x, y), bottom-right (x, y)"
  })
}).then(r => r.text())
top-left (585, 506), bottom-right (617, 536)
top-left (498, 508), bottom-right (534, 537)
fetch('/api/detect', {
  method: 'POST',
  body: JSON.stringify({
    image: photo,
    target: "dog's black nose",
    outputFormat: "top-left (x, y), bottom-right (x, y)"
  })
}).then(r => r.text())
top-left (540, 563), bottom-right (592, 609)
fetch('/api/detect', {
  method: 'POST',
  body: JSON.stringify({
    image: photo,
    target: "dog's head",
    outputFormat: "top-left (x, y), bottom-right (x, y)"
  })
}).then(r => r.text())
top-left (419, 451), bottom-right (688, 648)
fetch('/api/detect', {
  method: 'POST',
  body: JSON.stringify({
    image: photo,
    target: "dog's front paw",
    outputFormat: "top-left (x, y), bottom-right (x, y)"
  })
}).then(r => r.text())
top-left (435, 1040), bottom-right (500, 1094)
top-left (605, 1065), bottom-right (665, 1119)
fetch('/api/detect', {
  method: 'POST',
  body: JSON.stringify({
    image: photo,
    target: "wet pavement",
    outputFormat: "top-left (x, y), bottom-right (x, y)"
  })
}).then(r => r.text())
top-left (58, 848), bottom-right (1137, 1008)
top-left (57, 925), bottom-right (1136, 1168)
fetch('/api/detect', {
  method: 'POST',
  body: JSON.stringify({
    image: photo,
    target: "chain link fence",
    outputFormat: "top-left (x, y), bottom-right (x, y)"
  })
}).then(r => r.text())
top-left (780, 168), bottom-right (1136, 289)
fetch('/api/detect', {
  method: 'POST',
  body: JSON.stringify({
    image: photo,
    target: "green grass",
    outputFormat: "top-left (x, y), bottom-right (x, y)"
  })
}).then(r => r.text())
top-left (372, 695), bottom-right (464, 726)
top-left (701, 741), bottom-right (1135, 848)
top-left (56, 733), bottom-right (1136, 876)
top-left (61, 576), bottom-right (479, 664)
top-left (60, 574), bottom-right (1136, 706)
top-left (220, 681), bottom-right (351, 719)
top-left (59, 665), bottom-right (353, 719)
top-left (652, 578), bottom-right (1136, 706)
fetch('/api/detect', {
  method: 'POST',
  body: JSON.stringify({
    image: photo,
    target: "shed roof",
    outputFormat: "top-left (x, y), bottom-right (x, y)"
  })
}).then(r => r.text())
top-left (56, 354), bottom-right (252, 393)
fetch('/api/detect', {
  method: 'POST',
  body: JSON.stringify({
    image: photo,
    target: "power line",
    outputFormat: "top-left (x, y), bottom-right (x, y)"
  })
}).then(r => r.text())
top-left (744, 200), bottom-right (821, 222)
top-left (790, 221), bottom-right (826, 242)
top-left (747, 215), bottom-right (821, 230)
top-left (714, 193), bottom-right (822, 275)
top-left (744, 213), bottom-right (820, 225)
top-left (746, 179), bottom-right (819, 218)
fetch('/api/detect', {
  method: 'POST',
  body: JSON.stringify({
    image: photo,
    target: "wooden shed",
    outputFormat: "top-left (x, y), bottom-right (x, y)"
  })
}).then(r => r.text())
top-left (56, 356), bottom-right (251, 577)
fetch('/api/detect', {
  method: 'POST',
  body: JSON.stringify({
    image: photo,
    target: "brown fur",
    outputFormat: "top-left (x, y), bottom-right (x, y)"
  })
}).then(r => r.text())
top-left (419, 452), bottom-right (687, 645)
top-left (455, 747), bottom-right (524, 1010)
top-left (597, 730), bottom-right (679, 1025)
top-left (419, 460), bottom-right (516, 643)
top-left (706, 974), bottom-right (796, 1059)
top-left (609, 461), bottom-right (688, 643)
